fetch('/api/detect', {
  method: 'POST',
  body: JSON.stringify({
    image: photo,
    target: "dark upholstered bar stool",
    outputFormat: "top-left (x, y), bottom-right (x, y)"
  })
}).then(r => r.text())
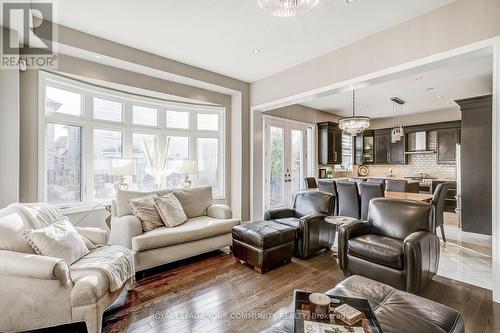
top-left (336, 181), bottom-right (360, 219)
top-left (367, 178), bottom-right (386, 190)
top-left (318, 180), bottom-right (338, 215)
top-left (360, 182), bottom-right (384, 221)
top-left (304, 177), bottom-right (318, 189)
top-left (432, 182), bottom-right (451, 242)
top-left (385, 179), bottom-right (408, 192)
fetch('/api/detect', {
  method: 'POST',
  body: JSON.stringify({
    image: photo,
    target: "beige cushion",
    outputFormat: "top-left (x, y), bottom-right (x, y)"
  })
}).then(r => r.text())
top-left (24, 218), bottom-right (90, 265)
top-left (115, 189), bottom-right (172, 217)
top-left (129, 194), bottom-right (164, 232)
top-left (132, 216), bottom-right (240, 252)
top-left (155, 193), bottom-right (188, 227)
top-left (174, 185), bottom-right (213, 218)
top-left (0, 205), bottom-right (38, 254)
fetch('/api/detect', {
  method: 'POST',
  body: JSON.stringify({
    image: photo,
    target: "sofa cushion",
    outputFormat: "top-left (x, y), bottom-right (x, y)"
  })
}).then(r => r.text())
top-left (132, 216), bottom-right (239, 252)
top-left (24, 217), bottom-right (90, 265)
top-left (0, 205), bottom-right (38, 254)
top-left (129, 194), bottom-right (164, 232)
top-left (348, 234), bottom-right (403, 270)
top-left (273, 217), bottom-right (300, 229)
top-left (70, 267), bottom-right (110, 306)
top-left (155, 193), bottom-right (188, 227)
top-left (174, 186), bottom-right (213, 218)
top-left (115, 189), bottom-right (172, 217)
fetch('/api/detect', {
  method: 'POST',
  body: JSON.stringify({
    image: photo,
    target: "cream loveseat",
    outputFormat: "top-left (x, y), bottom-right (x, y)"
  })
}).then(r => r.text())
top-left (109, 185), bottom-right (240, 271)
top-left (0, 203), bottom-right (134, 333)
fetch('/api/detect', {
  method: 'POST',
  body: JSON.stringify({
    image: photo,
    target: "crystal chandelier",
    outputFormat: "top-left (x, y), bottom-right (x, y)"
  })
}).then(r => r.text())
top-left (339, 90), bottom-right (370, 136)
top-left (257, 0), bottom-right (320, 17)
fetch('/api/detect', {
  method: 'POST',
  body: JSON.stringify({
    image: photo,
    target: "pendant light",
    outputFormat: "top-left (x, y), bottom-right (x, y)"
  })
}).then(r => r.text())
top-left (339, 90), bottom-right (370, 136)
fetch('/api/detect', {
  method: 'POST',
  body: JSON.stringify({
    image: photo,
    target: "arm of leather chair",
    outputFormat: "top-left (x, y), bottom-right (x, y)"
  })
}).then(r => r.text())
top-left (403, 231), bottom-right (441, 293)
top-left (264, 208), bottom-right (295, 220)
top-left (297, 213), bottom-right (328, 258)
top-left (109, 215), bottom-right (143, 249)
top-left (337, 220), bottom-right (372, 273)
top-left (207, 204), bottom-right (233, 219)
top-left (0, 250), bottom-right (72, 288)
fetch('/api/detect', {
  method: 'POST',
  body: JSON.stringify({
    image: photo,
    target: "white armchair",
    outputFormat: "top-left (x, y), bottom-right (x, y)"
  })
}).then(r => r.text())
top-left (0, 204), bottom-right (133, 333)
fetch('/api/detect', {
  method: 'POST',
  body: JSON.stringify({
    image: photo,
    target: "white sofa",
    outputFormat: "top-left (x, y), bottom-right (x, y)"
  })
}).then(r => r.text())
top-left (0, 203), bottom-right (132, 333)
top-left (109, 185), bottom-right (240, 271)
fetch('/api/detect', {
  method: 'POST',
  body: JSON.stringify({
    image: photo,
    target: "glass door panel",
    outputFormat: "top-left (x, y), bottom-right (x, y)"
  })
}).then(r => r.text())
top-left (269, 126), bottom-right (285, 208)
top-left (289, 129), bottom-right (304, 206)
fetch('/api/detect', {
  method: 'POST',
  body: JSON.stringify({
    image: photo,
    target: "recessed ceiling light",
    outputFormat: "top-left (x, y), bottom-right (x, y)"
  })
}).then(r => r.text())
top-left (414, 77), bottom-right (423, 81)
top-left (437, 95), bottom-right (444, 99)
top-left (426, 87), bottom-right (434, 91)
top-left (95, 55), bottom-right (100, 59)
top-left (252, 49), bottom-right (261, 54)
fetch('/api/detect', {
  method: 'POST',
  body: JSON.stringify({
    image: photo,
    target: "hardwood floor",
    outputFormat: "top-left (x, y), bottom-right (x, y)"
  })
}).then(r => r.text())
top-left (30, 250), bottom-right (498, 333)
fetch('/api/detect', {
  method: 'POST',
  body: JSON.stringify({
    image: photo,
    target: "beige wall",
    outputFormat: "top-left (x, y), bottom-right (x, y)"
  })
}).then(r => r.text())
top-left (369, 108), bottom-right (461, 129)
top-left (0, 28), bottom-right (20, 207)
top-left (265, 104), bottom-right (340, 124)
top-left (251, 0), bottom-right (500, 107)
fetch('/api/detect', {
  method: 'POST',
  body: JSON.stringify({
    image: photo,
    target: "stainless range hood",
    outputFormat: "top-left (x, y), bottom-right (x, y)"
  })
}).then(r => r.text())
top-left (404, 131), bottom-right (436, 154)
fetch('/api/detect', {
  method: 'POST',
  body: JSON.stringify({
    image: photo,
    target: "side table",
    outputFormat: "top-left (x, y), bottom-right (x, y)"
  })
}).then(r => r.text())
top-left (324, 216), bottom-right (359, 256)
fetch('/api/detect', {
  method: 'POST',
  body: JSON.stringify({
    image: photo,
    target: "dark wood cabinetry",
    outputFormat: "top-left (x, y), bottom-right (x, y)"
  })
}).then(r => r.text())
top-left (354, 130), bottom-right (374, 165)
top-left (457, 95), bottom-right (492, 235)
top-left (317, 122), bottom-right (342, 165)
top-left (374, 131), bottom-right (390, 164)
top-left (437, 128), bottom-right (459, 164)
top-left (373, 130), bottom-right (405, 164)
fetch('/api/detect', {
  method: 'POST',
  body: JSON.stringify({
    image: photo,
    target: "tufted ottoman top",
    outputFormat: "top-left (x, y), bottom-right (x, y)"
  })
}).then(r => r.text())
top-left (232, 220), bottom-right (296, 249)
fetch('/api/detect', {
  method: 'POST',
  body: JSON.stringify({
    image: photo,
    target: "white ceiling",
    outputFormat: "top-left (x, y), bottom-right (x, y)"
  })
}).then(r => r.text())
top-left (50, 0), bottom-right (455, 82)
top-left (300, 53), bottom-right (493, 119)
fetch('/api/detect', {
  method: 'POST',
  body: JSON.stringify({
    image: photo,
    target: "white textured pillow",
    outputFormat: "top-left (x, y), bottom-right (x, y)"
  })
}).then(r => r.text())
top-left (24, 218), bottom-right (90, 265)
top-left (155, 193), bottom-right (188, 227)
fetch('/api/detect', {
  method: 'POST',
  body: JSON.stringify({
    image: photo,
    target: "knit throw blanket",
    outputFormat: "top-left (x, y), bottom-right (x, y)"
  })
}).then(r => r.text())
top-left (72, 245), bottom-right (135, 292)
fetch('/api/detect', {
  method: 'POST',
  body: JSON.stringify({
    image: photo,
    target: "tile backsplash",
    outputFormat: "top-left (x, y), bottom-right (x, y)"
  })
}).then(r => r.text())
top-left (359, 131), bottom-right (457, 180)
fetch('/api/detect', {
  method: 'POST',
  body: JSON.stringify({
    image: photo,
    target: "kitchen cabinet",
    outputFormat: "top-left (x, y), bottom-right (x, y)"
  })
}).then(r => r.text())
top-left (389, 135), bottom-right (406, 164)
top-left (354, 130), bottom-right (374, 165)
top-left (437, 128), bottom-right (459, 164)
top-left (317, 122), bottom-right (342, 165)
top-left (374, 131), bottom-right (390, 164)
top-left (457, 95), bottom-right (492, 235)
top-left (374, 129), bottom-right (406, 164)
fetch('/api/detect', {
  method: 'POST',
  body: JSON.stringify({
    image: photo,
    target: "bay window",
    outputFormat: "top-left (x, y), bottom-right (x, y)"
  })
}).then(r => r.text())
top-left (39, 72), bottom-right (226, 208)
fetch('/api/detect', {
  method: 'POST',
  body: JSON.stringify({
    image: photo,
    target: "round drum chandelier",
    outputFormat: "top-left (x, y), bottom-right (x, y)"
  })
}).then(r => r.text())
top-left (339, 90), bottom-right (370, 136)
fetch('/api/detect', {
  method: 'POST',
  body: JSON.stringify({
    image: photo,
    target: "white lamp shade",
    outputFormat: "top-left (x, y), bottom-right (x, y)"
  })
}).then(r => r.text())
top-left (109, 159), bottom-right (136, 176)
top-left (173, 160), bottom-right (197, 174)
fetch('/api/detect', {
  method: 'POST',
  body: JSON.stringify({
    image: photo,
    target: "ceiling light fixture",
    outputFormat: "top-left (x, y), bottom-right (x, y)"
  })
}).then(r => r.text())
top-left (339, 90), bottom-right (370, 136)
top-left (257, 0), bottom-right (319, 18)
top-left (252, 48), bottom-right (261, 54)
top-left (390, 97), bottom-right (405, 143)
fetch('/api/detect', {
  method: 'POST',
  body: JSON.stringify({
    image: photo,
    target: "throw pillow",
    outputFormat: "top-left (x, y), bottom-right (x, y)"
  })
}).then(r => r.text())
top-left (174, 185), bottom-right (213, 218)
top-left (155, 193), bottom-right (188, 227)
top-left (129, 194), bottom-right (164, 232)
top-left (24, 217), bottom-right (90, 265)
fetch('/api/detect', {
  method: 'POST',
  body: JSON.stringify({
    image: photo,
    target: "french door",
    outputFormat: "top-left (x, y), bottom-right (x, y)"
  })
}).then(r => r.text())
top-left (264, 117), bottom-right (312, 210)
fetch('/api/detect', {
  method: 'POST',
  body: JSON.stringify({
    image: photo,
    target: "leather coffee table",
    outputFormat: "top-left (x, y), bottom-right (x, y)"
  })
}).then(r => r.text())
top-left (231, 220), bottom-right (295, 273)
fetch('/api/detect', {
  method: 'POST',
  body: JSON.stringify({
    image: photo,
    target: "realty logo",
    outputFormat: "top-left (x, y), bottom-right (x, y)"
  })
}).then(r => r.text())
top-left (1, 1), bottom-right (57, 69)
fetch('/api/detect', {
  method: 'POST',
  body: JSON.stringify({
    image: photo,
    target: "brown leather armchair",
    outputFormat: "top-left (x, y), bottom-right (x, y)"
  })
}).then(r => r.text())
top-left (264, 191), bottom-right (334, 259)
top-left (338, 198), bottom-right (440, 293)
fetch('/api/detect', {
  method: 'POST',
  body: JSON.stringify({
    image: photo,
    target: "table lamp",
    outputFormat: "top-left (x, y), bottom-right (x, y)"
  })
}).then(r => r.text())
top-left (173, 160), bottom-right (197, 188)
top-left (109, 159), bottom-right (136, 191)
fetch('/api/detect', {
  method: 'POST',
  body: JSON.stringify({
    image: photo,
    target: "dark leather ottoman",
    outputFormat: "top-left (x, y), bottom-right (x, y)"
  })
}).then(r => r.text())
top-left (232, 221), bottom-right (295, 273)
top-left (260, 275), bottom-right (464, 333)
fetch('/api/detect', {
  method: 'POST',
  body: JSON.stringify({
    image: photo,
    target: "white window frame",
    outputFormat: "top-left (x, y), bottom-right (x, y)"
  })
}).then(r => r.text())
top-left (38, 72), bottom-right (226, 210)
